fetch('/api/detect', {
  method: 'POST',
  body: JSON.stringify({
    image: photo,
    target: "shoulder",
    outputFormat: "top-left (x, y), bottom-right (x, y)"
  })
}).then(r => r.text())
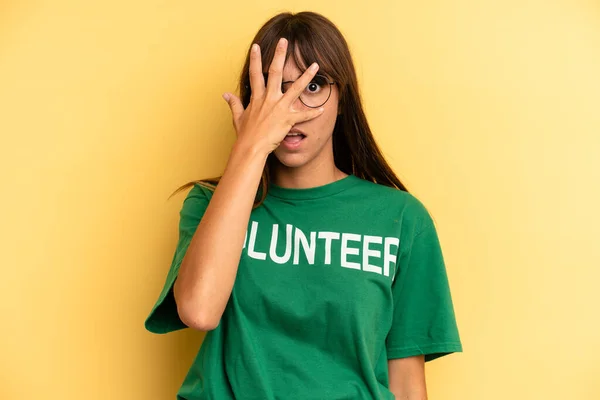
top-left (185, 181), bottom-right (216, 201)
top-left (352, 177), bottom-right (433, 231)
top-left (179, 182), bottom-right (216, 224)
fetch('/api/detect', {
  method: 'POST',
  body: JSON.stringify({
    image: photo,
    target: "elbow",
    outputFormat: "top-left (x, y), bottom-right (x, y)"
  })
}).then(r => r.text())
top-left (178, 306), bottom-right (219, 331)
top-left (173, 282), bottom-right (220, 331)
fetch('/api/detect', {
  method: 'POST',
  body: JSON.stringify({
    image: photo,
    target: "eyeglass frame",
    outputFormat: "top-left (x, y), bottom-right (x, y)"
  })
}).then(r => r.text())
top-left (244, 72), bottom-right (336, 109)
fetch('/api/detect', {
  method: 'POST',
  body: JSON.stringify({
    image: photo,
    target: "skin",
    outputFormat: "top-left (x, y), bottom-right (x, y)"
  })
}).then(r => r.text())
top-left (268, 47), bottom-right (348, 189)
top-left (388, 356), bottom-right (428, 399)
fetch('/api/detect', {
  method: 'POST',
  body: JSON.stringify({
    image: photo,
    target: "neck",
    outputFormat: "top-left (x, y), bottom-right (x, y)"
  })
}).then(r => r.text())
top-left (270, 158), bottom-right (348, 189)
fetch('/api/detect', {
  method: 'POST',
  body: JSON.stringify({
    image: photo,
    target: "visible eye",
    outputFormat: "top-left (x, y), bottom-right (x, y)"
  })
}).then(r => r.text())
top-left (253, 74), bottom-right (330, 94)
top-left (305, 75), bottom-right (328, 94)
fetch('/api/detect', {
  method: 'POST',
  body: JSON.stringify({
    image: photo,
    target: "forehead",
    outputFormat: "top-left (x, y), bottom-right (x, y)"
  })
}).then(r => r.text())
top-left (282, 55), bottom-right (303, 80)
top-left (282, 57), bottom-right (331, 81)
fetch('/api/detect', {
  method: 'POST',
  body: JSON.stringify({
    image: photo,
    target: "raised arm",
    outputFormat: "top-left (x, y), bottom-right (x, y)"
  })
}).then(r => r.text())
top-left (173, 37), bottom-right (325, 331)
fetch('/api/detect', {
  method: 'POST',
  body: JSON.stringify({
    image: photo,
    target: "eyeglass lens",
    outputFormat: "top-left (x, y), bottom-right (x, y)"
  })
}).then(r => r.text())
top-left (248, 74), bottom-right (332, 108)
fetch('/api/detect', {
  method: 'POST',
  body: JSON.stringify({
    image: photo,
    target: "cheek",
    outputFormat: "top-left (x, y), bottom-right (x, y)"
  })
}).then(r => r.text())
top-left (301, 102), bottom-right (338, 143)
top-left (317, 102), bottom-right (339, 126)
top-left (305, 109), bottom-right (336, 133)
top-left (323, 108), bottom-right (339, 129)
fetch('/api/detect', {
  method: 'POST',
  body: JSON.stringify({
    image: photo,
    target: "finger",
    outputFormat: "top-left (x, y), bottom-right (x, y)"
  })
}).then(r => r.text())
top-left (223, 92), bottom-right (244, 121)
top-left (249, 43), bottom-right (265, 99)
top-left (266, 37), bottom-right (287, 96)
top-left (282, 62), bottom-right (320, 107)
top-left (290, 106), bottom-right (325, 124)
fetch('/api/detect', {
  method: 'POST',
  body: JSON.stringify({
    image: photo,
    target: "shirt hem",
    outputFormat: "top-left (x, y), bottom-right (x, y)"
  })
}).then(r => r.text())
top-left (386, 341), bottom-right (463, 361)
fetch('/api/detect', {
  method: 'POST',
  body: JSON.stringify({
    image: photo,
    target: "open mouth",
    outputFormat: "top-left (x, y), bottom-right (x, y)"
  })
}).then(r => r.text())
top-left (283, 133), bottom-right (306, 144)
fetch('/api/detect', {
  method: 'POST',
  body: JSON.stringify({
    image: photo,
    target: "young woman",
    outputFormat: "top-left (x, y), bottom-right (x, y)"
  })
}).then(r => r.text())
top-left (145, 11), bottom-right (462, 400)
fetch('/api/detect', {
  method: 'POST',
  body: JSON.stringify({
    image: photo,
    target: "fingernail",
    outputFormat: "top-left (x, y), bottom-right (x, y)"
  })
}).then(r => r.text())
top-left (310, 62), bottom-right (319, 71)
top-left (252, 44), bottom-right (258, 53)
top-left (222, 93), bottom-right (230, 101)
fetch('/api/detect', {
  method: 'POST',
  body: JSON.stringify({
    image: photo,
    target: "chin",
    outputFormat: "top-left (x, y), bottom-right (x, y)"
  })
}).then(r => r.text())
top-left (271, 150), bottom-right (311, 169)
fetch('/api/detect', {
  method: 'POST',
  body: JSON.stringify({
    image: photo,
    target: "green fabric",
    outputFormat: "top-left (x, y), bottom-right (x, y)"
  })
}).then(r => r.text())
top-left (145, 174), bottom-right (462, 399)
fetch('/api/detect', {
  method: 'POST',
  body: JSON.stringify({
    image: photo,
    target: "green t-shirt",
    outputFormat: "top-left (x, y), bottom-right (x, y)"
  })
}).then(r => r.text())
top-left (145, 174), bottom-right (462, 399)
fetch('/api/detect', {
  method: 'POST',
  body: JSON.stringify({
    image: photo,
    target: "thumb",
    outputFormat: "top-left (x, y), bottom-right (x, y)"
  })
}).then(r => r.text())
top-left (222, 93), bottom-right (244, 121)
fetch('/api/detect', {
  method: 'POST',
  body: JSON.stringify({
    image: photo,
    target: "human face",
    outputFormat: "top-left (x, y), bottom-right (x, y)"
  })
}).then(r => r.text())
top-left (271, 54), bottom-right (340, 171)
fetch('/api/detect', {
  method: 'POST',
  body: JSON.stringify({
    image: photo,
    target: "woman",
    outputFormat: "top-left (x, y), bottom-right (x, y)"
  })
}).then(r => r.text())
top-left (145, 11), bottom-right (462, 400)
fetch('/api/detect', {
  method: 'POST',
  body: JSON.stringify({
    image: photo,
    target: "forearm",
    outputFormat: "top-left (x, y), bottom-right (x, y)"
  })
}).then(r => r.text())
top-left (391, 388), bottom-right (427, 400)
top-left (174, 139), bottom-right (268, 331)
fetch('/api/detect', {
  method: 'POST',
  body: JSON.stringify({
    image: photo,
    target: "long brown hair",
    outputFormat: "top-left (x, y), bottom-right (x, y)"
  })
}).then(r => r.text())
top-left (169, 11), bottom-right (409, 208)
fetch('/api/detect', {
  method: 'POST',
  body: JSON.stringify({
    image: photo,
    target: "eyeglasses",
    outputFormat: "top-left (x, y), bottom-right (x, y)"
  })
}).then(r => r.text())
top-left (244, 73), bottom-right (336, 108)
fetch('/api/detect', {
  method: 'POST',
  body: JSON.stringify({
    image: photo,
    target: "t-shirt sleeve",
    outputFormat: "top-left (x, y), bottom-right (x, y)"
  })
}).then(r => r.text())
top-left (386, 199), bottom-right (463, 361)
top-left (144, 183), bottom-right (213, 334)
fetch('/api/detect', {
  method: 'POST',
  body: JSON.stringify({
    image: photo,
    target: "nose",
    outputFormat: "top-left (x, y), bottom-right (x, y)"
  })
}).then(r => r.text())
top-left (292, 96), bottom-right (302, 109)
top-left (291, 95), bottom-right (309, 111)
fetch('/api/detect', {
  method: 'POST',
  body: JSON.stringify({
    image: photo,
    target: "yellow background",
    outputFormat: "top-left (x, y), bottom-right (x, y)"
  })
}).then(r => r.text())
top-left (2, 1), bottom-right (599, 399)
